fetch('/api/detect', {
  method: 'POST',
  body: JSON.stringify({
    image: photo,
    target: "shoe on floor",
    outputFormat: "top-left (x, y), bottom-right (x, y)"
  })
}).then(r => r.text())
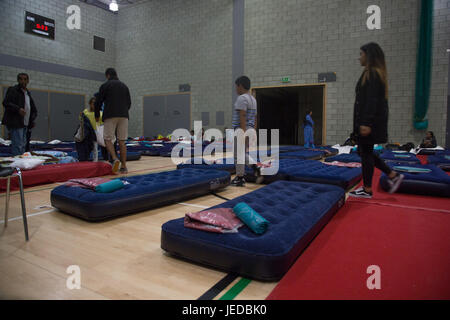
top-left (111, 159), bottom-right (121, 174)
top-left (231, 176), bottom-right (245, 187)
top-left (119, 167), bottom-right (128, 174)
top-left (349, 187), bottom-right (373, 199)
top-left (252, 164), bottom-right (264, 184)
top-left (387, 173), bottom-right (405, 194)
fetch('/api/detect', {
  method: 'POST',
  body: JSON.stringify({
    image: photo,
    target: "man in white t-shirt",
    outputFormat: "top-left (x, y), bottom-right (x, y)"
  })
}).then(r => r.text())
top-left (231, 76), bottom-right (262, 186)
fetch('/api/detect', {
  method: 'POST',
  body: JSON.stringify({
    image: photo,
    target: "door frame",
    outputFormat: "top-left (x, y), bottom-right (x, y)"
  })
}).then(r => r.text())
top-left (251, 83), bottom-right (327, 145)
top-left (142, 92), bottom-right (192, 137)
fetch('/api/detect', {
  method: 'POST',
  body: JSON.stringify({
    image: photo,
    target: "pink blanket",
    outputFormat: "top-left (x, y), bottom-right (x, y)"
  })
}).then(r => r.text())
top-left (65, 177), bottom-right (111, 189)
top-left (184, 208), bottom-right (244, 233)
top-left (323, 161), bottom-right (361, 168)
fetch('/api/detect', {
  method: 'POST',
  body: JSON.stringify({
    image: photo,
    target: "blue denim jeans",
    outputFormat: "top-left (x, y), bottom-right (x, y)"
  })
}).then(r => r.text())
top-left (9, 127), bottom-right (27, 156)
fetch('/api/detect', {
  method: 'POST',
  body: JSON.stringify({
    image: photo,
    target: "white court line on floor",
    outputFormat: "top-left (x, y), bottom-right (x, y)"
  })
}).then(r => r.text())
top-left (177, 203), bottom-right (209, 209)
top-left (0, 203), bottom-right (209, 224)
top-left (0, 208), bottom-right (55, 224)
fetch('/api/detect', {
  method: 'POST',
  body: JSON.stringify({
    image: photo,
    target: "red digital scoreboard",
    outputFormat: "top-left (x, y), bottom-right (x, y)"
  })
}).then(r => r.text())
top-left (24, 11), bottom-right (55, 40)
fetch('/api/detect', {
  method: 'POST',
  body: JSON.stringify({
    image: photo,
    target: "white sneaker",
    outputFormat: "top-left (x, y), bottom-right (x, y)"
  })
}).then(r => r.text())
top-left (387, 173), bottom-right (405, 194)
top-left (349, 187), bottom-right (373, 199)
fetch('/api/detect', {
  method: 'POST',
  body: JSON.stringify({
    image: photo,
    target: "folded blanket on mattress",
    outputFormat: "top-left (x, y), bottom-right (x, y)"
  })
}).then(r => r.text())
top-left (323, 161), bottom-right (361, 168)
top-left (65, 177), bottom-right (112, 189)
top-left (184, 208), bottom-right (244, 234)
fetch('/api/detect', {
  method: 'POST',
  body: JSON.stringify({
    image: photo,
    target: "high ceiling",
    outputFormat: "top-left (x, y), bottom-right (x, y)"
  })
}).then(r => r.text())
top-left (79, 0), bottom-right (149, 12)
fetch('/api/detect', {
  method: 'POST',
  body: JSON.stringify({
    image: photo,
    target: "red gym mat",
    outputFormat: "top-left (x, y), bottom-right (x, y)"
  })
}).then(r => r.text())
top-left (417, 154), bottom-right (428, 165)
top-left (266, 201), bottom-right (450, 300)
top-left (0, 162), bottom-right (112, 192)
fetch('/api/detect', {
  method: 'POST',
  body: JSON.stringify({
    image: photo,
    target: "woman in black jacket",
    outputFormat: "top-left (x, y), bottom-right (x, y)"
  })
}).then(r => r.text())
top-left (349, 43), bottom-right (404, 198)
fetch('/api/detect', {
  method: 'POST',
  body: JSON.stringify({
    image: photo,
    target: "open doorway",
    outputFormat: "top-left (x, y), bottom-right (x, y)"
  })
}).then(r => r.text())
top-left (253, 84), bottom-right (326, 146)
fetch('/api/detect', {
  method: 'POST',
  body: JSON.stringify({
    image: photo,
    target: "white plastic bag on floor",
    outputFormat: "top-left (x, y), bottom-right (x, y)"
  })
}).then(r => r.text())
top-left (95, 125), bottom-right (106, 147)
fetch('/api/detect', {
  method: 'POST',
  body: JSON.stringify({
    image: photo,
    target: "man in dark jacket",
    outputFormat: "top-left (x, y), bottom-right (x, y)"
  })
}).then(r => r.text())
top-left (95, 68), bottom-right (131, 174)
top-left (2, 73), bottom-right (38, 156)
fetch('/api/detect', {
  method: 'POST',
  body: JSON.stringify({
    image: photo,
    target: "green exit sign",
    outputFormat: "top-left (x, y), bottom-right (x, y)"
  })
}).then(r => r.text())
top-left (281, 77), bottom-right (290, 83)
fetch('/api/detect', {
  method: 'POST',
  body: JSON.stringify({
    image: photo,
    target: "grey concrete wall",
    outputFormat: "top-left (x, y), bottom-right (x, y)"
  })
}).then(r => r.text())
top-left (0, 0), bottom-right (116, 111)
top-left (244, 0), bottom-right (449, 146)
top-left (115, 0), bottom-right (233, 137)
top-left (1, 0), bottom-right (448, 145)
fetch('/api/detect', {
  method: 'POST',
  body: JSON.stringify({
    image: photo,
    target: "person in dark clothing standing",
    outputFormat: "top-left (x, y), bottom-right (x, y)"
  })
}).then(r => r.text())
top-left (303, 110), bottom-right (315, 148)
top-left (349, 43), bottom-right (404, 198)
top-left (95, 68), bottom-right (131, 174)
top-left (2, 73), bottom-right (37, 156)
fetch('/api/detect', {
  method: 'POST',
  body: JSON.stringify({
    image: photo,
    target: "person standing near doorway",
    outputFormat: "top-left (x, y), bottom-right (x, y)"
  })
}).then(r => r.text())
top-left (231, 76), bottom-right (261, 187)
top-left (349, 42), bottom-right (404, 198)
top-left (95, 68), bottom-right (131, 174)
top-left (303, 110), bottom-right (315, 148)
top-left (2, 73), bottom-right (37, 156)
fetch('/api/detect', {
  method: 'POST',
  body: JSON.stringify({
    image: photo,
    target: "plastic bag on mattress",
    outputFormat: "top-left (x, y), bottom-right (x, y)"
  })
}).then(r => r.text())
top-left (8, 158), bottom-right (45, 170)
top-left (65, 177), bottom-right (112, 189)
top-left (184, 208), bottom-right (244, 233)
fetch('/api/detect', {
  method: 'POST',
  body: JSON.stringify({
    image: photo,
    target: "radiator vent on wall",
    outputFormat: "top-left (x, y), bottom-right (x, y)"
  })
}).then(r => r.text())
top-left (93, 35), bottom-right (105, 52)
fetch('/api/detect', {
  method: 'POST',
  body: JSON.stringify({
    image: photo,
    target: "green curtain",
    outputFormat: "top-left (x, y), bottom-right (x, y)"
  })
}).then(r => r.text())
top-left (414, 0), bottom-right (433, 130)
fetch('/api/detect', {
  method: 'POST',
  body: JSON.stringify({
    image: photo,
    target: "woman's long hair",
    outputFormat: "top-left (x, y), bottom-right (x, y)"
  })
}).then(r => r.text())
top-left (361, 42), bottom-right (388, 99)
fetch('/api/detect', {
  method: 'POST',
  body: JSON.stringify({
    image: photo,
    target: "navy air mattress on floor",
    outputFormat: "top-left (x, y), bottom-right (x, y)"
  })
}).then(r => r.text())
top-left (379, 163), bottom-right (450, 197)
top-left (161, 180), bottom-right (346, 281)
top-left (68, 151), bottom-right (142, 161)
top-left (278, 146), bottom-right (305, 153)
top-left (427, 154), bottom-right (450, 171)
top-left (178, 158), bottom-right (361, 189)
top-left (279, 150), bottom-right (325, 160)
top-left (279, 159), bottom-right (361, 189)
top-left (244, 159), bottom-right (362, 189)
top-left (325, 153), bottom-right (361, 163)
top-left (127, 142), bottom-right (176, 156)
top-left (380, 151), bottom-right (420, 164)
top-left (177, 158), bottom-right (236, 173)
top-left (51, 168), bottom-right (230, 221)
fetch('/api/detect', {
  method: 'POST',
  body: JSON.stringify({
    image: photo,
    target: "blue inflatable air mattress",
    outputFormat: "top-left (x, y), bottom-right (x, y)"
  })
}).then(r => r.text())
top-left (380, 163), bottom-right (450, 197)
top-left (380, 151), bottom-right (420, 164)
top-left (177, 158), bottom-right (236, 173)
top-left (279, 150), bottom-right (325, 160)
top-left (127, 142), bottom-right (176, 156)
top-left (68, 151), bottom-right (142, 161)
top-left (243, 159), bottom-right (361, 189)
top-left (325, 153), bottom-right (361, 163)
top-left (280, 159), bottom-right (361, 189)
top-left (161, 180), bottom-right (346, 281)
top-left (278, 146), bottom-right (305, 153)
top-left (51, 168), bottom-right (230, 221)
top-left (427, 154), bottom-right (450, 171)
